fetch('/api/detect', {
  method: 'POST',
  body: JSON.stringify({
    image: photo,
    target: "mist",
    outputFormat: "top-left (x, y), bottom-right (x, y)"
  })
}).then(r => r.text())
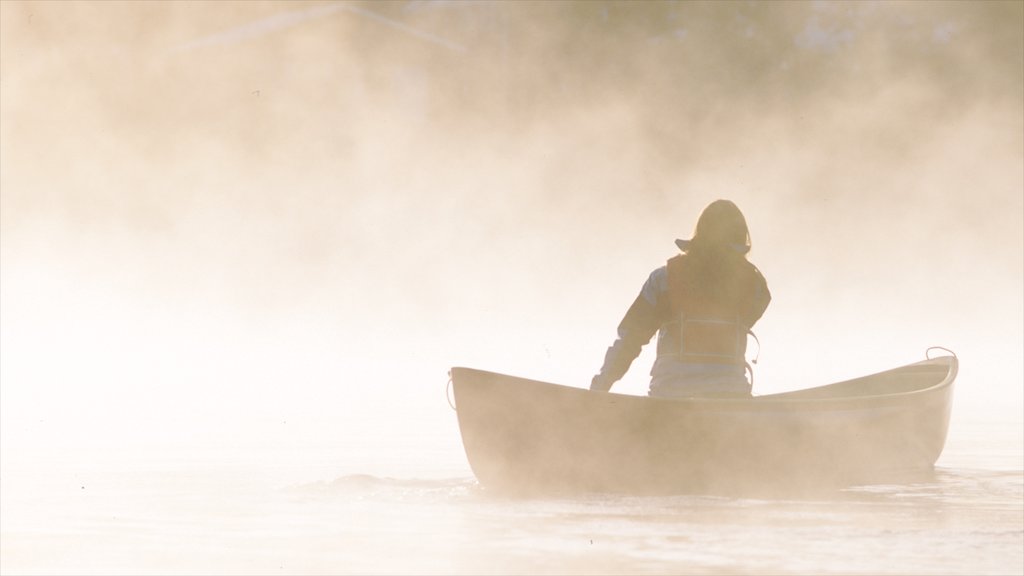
top-left (1, 1), bottom-right (1021, 472)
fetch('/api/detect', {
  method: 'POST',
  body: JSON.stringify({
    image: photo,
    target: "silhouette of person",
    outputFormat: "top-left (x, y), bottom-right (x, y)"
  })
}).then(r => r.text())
top-left (591, 199), bottom-right (770, 398)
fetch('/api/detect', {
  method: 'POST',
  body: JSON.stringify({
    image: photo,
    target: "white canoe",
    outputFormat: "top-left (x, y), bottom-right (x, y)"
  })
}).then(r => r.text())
top-left (451, 353), bottom-right (957, 495)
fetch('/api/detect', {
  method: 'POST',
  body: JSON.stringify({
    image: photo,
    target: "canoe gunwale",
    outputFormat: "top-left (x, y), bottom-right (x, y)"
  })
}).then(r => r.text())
top-left (451, 354), bottom-right (957, 411)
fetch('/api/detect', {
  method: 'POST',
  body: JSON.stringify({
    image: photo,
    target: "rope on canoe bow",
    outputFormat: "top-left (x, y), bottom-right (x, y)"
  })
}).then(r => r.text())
top-left (926, 346), bottom-right (957, 360)
top-left (446, 372), bottom-right (456, 411)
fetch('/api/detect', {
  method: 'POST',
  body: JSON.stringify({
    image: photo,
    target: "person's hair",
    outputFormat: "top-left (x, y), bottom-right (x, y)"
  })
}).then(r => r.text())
top-left (688, 199), bottom-right (751, 256)
top-left (682, 200), bottom-right (752, 299)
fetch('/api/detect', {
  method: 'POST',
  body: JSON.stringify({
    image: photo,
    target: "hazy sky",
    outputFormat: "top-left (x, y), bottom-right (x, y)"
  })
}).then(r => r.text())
top-left (1, 1), bottom-right (1021, 460)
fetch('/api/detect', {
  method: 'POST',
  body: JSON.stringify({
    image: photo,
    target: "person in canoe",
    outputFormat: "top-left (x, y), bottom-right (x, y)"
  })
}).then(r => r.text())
top-left (591, 199), bottom-right (770, 398)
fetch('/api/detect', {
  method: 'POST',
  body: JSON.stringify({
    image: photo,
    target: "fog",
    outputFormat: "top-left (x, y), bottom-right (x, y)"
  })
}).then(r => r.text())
top-left (1, 1), bottom-right (1021, 470)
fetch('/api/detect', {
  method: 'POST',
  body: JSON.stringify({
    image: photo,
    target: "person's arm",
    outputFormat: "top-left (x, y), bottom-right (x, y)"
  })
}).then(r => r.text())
top-left (743, 265), bottom-right (771, 328)
top-left (590, 269), bottom-right (665, 392)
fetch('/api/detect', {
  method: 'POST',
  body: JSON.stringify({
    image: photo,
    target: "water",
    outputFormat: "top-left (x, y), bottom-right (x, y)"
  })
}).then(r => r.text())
top-left (2, 2), bottom-right (1021, 574)
top-left (2, 418), bottom-right (1020, 575)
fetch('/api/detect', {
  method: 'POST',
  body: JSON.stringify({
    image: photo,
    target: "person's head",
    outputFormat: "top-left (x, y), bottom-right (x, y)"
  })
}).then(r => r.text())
top-left (676, 199), bottom-right (751, 256)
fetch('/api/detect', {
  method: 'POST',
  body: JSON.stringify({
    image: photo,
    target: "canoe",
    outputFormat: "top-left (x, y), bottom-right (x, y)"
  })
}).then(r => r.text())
top-left (450, 352), bottom-right (957, 496)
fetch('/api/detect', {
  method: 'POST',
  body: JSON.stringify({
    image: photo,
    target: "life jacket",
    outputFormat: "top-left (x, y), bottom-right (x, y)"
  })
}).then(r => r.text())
top-left (662, 253), bottom-right (757, 365)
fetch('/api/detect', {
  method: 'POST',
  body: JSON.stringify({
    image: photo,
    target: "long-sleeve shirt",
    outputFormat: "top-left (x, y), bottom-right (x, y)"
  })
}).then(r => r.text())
top-left (592, 257), bottom-right (770, 395)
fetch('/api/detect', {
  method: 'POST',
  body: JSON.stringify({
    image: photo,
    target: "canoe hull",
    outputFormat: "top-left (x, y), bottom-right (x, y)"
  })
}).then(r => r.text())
top-left (452, 356), bottom-right (956, 495)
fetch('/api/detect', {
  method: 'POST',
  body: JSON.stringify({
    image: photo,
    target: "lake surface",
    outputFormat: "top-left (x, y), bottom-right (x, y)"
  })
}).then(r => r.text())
top-left (1, 415), bottom-right (1020, 576)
